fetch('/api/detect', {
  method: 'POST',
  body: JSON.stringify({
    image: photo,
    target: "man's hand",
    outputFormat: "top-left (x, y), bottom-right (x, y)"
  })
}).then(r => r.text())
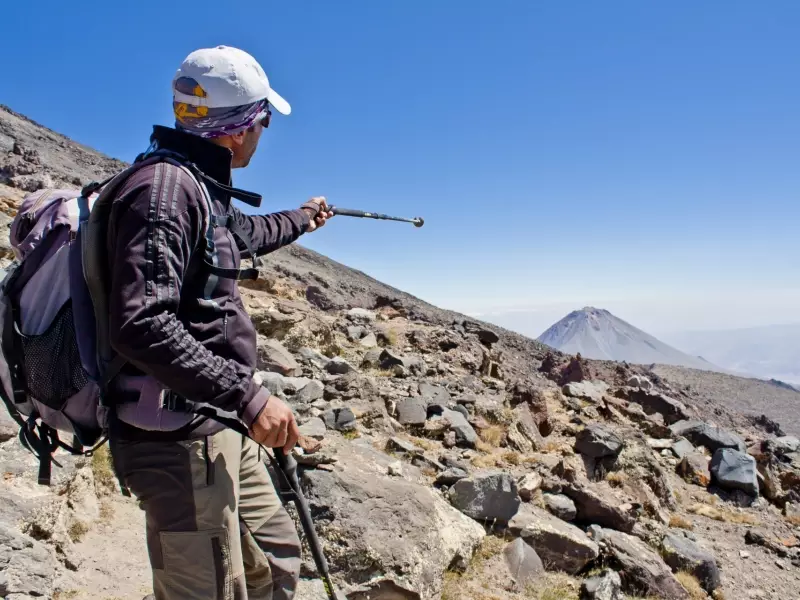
top-left (301, 196), bottom-right (334, 233)
top-left (249, 395), bottom-right (300, 455)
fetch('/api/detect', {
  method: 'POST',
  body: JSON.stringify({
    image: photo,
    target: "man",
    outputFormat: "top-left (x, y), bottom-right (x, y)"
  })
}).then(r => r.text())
top-left (105, 45), bottom-right (331, 599)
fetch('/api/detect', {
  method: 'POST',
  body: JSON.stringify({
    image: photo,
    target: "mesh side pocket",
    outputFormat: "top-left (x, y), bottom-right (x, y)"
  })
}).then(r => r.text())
top-left (18, 301), bottom-right (90, 410)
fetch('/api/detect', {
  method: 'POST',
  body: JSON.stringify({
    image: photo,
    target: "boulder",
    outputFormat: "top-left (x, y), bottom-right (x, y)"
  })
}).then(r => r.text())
top-left (627, 375), bottom-right (652, 391)
top-left (346, 325), bottom-right (367, 341)
top-left (346, 307), bottom-right (376, 322)
top-left (321, 407), bottom-right (357, 432)
top-left (509, 505), bottom-right (599, 574)
top-left (581, 569), bottom-right (624, 600)
top-left (671, 438), bottom-right (695, 460)
top-left (295, 380), bottom-right (325, 404)
top-left (435, 468), bottom-right (469, 486)
top-left (767, 436), bottom-right (800, 456)
top-left (325, 357), bottom-right (355, 375)
top-left (448, 472), bottom-right (521, 523)
top-left (395, 397), bottom-right (428, 426)
top-left (297, 347), bottom-right (331, 370)
top-left (418, 383), bottom-right (451, 405)
top-left (544, 494), bottom-right (577, 522)
top-left (300, 438), bottom-right (485, 597)
top-left (0, 524), bottom-right (56, 599)
top-left (563, 381), bottom-right (609, 403)
top-left (627, 390), bottom-right (690, 425)
top-left (518, 473), bottom-right (543, 502)
top-left (298, 417), bottom-right (327, 439)
top-left (587, 526), bottom-right (689, 599)
top-left (359, 333), bottom-right (378, 348)
top-left (562, 483), bottom-right (636, 533)
top-left (257, 338), bottom-right (302, 376)
top-left (575, 424), bottom-right (624, 459)
top-left (506, 403), bottom-right (545, 453)
top-left (661, 531), bottom-right (721, 593)
top-left (709, 448), bottom-right (759, 496)
top-left (440, 409), bottom-right (478, 447)
top-left (503, 538), bottom-right (544, 585)
top-left (669, 420), bottom-right (746, 453)
top-left (677, 453), bottom-right (711, 487)
top-left (379, 349), bottom-right (426, 375)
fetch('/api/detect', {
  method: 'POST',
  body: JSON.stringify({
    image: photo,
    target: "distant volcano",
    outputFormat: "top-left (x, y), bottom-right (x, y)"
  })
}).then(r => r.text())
top-left (537, 306), bottom-right (717, 371)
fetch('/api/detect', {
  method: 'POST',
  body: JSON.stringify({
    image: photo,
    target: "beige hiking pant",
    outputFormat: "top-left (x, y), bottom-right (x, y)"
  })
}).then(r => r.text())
top-left (110, 428), bottom-right (301, 600)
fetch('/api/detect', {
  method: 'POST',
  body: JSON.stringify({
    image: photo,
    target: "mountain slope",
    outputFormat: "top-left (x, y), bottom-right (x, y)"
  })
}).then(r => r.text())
top-left (538, 306), bottom-right (717, 371)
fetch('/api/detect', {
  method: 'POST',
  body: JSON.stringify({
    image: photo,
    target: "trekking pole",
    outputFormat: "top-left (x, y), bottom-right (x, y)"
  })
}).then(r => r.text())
top-left (329, 205), bottom-right (424, 228)
top-left (270, 450), bottom-right (344, 600)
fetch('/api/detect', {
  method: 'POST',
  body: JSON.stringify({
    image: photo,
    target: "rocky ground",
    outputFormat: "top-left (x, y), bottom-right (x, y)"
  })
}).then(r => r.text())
top-left (2, 104), bottom-right (800, 599)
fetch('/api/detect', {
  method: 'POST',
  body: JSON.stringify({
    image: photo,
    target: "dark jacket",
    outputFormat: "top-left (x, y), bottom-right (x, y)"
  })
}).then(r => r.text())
top-left (106, 125), bottom-right (310, 436)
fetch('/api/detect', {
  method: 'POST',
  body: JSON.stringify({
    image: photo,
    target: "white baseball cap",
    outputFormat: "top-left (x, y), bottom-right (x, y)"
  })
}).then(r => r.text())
top-left (172, 45), bottom-right (291, 115)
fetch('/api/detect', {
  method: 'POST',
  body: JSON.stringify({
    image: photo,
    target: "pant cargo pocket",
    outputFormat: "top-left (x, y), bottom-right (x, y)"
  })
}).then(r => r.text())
top-left (157, 527), bottom-right (234, 600)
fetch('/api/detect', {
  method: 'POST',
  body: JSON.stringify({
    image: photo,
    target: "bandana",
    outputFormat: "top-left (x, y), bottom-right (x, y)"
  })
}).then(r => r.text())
top-left (173, 76), bottom-right (268, 139)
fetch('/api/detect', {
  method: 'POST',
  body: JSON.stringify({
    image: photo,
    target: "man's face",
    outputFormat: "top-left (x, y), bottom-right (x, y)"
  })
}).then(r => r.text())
top-left (231, 121), bottom-right (263, 168)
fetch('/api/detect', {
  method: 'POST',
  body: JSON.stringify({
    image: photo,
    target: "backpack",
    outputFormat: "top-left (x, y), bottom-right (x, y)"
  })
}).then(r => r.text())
top-left (0, 146), bottom-right (263, 485)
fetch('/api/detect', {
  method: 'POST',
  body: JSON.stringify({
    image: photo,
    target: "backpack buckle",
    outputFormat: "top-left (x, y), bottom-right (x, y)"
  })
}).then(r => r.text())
top-left (163, 391), bottom-right (188, 412)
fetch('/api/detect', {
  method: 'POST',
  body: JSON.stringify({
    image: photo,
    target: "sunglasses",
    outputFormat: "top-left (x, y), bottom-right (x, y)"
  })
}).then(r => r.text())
top-left (259, 105), bottom-right (272, 129)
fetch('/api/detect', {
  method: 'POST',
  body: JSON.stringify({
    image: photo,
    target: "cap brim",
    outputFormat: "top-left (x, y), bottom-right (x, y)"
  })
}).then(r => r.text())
top-left (268, 89), bottom-right (291, 115)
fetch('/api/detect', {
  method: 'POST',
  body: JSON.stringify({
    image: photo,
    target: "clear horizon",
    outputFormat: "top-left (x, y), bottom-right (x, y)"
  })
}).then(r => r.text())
top-left (3, 1), bottom-right (799, 336)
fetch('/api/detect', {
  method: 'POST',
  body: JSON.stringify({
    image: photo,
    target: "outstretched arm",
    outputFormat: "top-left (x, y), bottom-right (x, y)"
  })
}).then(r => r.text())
top-left (231, 197), bottom-right (334, 257)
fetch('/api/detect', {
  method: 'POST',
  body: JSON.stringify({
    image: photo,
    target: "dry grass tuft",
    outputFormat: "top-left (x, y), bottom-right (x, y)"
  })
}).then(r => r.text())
top-left (711, 590), bottom-right (726, 600)
top-left (606, 470), bottom-right (629, 488)
top-left (90, 445), bottom-right (117, 494)
top-left (688, 503), bottom-right (759, 525)
top-left (669, 514), bottom-right (694, 531)
top-left (785, 515), bottom-right (800, 527)
top-left (501, 451), bottom-right (522, 466)
top-left (67, 520), bottom-right (89, 543)
top-left (675, 572), bottom-right (707, 600)
top-left (479, 425), bottom-right (507, 448)
top-left (523, 572), bottom-right (580, 599)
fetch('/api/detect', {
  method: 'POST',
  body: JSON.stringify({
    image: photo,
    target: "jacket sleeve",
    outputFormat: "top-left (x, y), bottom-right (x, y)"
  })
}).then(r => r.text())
top-left (106, 162), bottom-right (269, 426)
top-left (230, 205), bottom-right (311, 257)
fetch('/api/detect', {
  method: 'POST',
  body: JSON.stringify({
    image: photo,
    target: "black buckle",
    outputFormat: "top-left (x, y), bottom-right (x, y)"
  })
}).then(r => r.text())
top-left (163, 392), bottom-right (188, 412)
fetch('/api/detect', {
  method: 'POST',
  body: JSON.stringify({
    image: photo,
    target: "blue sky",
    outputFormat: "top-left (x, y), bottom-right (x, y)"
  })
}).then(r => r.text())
top-left (3, 1), bottom-right (799, 336)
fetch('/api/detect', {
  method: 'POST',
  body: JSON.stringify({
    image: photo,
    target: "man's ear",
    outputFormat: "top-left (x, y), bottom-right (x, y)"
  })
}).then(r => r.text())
top-left (229, 129), bottom-right (247, 148)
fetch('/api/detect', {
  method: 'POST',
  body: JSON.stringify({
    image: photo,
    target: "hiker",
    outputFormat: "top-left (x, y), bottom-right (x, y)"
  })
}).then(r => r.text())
top-left (104, 46), bottom-right (333, 599)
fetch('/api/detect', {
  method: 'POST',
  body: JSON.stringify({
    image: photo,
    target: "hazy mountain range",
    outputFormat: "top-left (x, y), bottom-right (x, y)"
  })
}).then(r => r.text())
top-left (537, 306), bottom-right (717, 371)
top-left (661, 323), bottom-right (800, 385)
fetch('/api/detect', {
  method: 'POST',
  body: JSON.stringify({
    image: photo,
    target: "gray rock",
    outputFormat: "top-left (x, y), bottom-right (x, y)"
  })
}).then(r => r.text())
top-left (669, 420), bottom-right (746, 453)
top-left (518, 473), bottom-right (543, 502)
top-left (441, 409), bottom-right (478, 447)
top-left (386, 437), bottom-right (420, 455)
top-left (677, 453), bottom-right (711, 487)
top-left (464, 322), bottom-right (500, 345)
top-left (626, 375), bottom-right (652, 391)
top-left (544, 493), bottom-right (577, 521)
top-left (627, 390), bottom-right (690, 425)
top-left (295, 380), bottom-right (325, 403)
top-left (300, 438), bottom-right (485, 597)
top-left (257, 338), bottom-right (302, 376)
top-left (710, 448), bottom-right (759, 496)
top-left (297, 347), bottom-right (331, 370)
top-left (563, 381), bottom-right (608, 403)
top-left (503, 538), bottom-right (544, 585)
top-left (451, 404), bottom-right (469, 420)
top-left (419, 383), bottom-right (451, 404)
top-left (587, 526), bottom-right (689, 599)
top-left (581, 569), bottom-right (624, 600)
top-left (325, 357), bottom-right (355, 375)
top-left (321, 407), bottom-right (356, 431)
top-left (346, 307), bottom-right (376, 322)
top-left (767, 436), bottom-right (800, 456)
top-left (396, 397), bottom-right (428, 426)
top-left (435, 468), bottom-right (469, 486)
top-left (358, 333), bottom-right (378, 348)
top-left (379, 349), bottom-right (426, 375)
top-left (661, 531), bottom-right (721, 593)
top-left (346, 325), bottom-right (366, 341)
top-left (671, 437), bottom-right (695, 460)
top-left (0, 524), bottom-right (56, 598)
top-left (255, 370), bottom-right (287, 396)
top-left (298, 417), bottom-right (327, 439)
top-left (283, 377), bottom-right (313, 395)
top-left (448, 472), bottom-right (521, 523)
top-left (575, 424), bottom-right (624, 458)
top-left (0, 133), bottom-right (14, 153)
top-left (562, 484), bottom-right (636, 533)
top-left (509, 505), bottom-right (599, 574)
top-left (360, 348), bottom-right (383, 369)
